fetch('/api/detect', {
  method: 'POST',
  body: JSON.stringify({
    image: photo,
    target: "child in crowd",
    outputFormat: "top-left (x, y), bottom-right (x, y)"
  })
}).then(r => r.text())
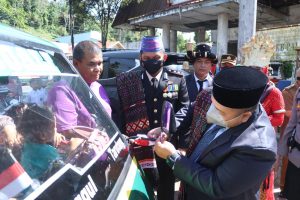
top-left (18, 105), bottom-right (61, 179)
top-left (25, 78), bottom-right (47, 107)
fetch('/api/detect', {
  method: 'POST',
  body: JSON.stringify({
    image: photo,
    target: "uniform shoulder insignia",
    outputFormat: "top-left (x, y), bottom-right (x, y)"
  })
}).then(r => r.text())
top-left (166, 69), bottom-right (183, 77)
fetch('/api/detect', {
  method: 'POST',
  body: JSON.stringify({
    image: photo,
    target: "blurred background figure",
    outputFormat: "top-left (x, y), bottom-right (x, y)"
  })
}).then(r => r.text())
top-left (218, 54), bottom-right (237, 73)
top-left (0, 115), bottom-right (22, 160)
top-left (278, 80), bottom-right (300, 200)
top-left (7, 76), bottom-right (22, 103)
top-left (24, 78), bottom-right (47, 107)
top-left (278, 68), bottom-right (300, 198)
top-left (240, 34), bottom-right (284, 200)
top-left (0, 76), bottom-right (22, 112)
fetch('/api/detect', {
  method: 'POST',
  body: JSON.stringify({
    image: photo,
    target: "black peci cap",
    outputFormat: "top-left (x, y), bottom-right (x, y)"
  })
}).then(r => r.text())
top-left (213, 66), bottom-right (268, 109)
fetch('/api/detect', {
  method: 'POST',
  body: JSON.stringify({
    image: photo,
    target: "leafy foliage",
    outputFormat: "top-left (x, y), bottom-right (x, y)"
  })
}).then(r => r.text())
top-left (177, 33), bottom-right (188, 53)
top-left (281, 61), bottom-right (294, 79)
top-left (83, 0), bottom-right (123, 48)
top-left (0, 0), bottom-right (70, 39)
top-left (0, 0), bottom-right (144, 46)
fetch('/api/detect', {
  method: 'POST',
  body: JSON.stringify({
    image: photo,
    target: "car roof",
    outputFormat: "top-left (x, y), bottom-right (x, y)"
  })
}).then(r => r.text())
top-left (0, 23), bottom-right (61, 52)
top-left (103, 49), bottom-right (187, 64)
top-left (103, 50), bottom-right (140, 58)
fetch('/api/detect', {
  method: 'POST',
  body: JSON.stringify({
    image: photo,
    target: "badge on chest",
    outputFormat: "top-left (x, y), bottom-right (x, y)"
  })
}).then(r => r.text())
top-left (163, 81), bottom-right (179, 99)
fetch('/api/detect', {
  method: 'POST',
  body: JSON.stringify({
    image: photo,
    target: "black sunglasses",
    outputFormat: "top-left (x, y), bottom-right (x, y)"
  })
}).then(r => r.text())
top-left (297, 77), bottom-right (300, 81)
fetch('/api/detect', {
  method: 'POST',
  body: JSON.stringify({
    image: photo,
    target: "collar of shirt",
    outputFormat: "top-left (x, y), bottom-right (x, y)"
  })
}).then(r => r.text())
top-left (194, 73), bottom-right (213, 90)
top-left (146, 69), bottom-right (163, 83)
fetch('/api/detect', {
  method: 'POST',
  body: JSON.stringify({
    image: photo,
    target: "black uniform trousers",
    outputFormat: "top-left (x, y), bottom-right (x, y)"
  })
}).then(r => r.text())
top-left (142, 75), bottom-right (176, 200)
top-left (285, 161), bottom-right (300, 200)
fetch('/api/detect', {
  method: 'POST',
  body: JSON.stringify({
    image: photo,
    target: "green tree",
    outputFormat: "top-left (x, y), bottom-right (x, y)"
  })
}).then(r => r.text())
top-left (81, 0), bottom-right (144, 48)
top-left (177, 33), bottom-right (187, 53)
top-left (281, 61), bottom-right (294, 79)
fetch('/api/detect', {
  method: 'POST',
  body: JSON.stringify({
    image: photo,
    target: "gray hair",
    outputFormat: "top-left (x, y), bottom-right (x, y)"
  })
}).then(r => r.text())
top-left (0, 115), bottom-right (15, 133)
top-left (73, 40), bottom-right (102, 61)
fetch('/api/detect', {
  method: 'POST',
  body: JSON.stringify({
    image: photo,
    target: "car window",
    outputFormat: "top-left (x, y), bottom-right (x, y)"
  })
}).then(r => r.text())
top-left (0, 40), bottom-right (128, 199)
top-left (106, 58), bottom-right (138, 78)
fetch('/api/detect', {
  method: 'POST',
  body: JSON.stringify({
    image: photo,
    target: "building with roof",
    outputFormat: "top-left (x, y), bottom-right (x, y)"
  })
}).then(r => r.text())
top-left (113, 0), bottom-right (300, 60)
top-left (55, 31), bottom-right (125, 56)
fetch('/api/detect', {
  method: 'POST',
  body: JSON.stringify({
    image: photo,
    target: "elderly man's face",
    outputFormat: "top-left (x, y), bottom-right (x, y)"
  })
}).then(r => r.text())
top-left (74, 52), bottom-right (103, 84)
top-left (193, 58), bottom-right (212, 79)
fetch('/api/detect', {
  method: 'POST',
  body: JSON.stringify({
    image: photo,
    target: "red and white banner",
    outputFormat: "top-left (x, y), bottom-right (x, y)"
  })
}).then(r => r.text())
top-left (0, 157), bottom-right (32, 198)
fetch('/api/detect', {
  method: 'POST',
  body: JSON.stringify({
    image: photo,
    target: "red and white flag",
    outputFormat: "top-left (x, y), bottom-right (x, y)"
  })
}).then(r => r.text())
top-left (0, 148), bottom-right (32, 199)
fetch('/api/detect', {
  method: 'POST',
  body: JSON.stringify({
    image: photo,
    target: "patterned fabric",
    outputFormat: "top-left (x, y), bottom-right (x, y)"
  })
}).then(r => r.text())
top-left (260, 171), bottom-right (275, 200)
top-left (186, 90), bottom-right (212, 156)
top-left (116, 71), bottom-right (156, 175)
top-left (116, 71), bottom-right (150, 136)
top-left (179, 90), bottom-right (212, 200)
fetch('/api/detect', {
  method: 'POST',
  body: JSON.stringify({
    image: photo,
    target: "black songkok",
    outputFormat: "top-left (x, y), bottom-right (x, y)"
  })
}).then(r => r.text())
top-left (213, 66), bottom-right (268, 109)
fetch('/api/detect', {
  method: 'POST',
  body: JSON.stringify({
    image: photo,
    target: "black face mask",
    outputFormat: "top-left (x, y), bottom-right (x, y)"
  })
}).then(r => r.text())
top-left (141, 59), bottom-right (163, 75)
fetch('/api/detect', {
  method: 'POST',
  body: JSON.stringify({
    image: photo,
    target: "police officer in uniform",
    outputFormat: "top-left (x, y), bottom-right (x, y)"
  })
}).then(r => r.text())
top-left (116, 36), bottom-right (189, 200)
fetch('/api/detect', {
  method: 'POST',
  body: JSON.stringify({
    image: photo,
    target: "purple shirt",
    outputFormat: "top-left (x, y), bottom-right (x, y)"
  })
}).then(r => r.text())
top-left (90, 81), bottom-right (112, 117)
top-left (47, 81), bottom-right (96, 132)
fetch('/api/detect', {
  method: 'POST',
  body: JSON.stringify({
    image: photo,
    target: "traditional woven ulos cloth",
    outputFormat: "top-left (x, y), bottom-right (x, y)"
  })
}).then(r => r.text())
top-left (178, 89), bottom-right (212, 200)
top-left (116, 70), bottom-right (158, 186)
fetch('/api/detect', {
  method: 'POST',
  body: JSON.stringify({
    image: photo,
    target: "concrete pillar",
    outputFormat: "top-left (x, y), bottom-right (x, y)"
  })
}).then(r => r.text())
top-left (238, 0), bottom-right (257, 61)
top-left (170, 30), bottom-right (177, 52)
top-left (217, 13), bottom-right (229, 59)
top-left (296, 47), bottom-right (300, 72)
top-left (162, 24), bottom-right (170, 52)
top-left (196, 27), bottom-right (206, 43)
top-left (149, 27), bottom-right (156, 36)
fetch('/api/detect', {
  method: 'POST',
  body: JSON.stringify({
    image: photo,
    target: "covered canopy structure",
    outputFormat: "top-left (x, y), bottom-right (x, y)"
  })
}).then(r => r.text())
top-left (113, 0), bottom-right (300, 58)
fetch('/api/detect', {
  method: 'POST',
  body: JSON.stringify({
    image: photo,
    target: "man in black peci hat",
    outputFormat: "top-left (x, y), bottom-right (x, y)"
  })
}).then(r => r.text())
top-left (153, 66), bottom-right (277, 200)
top-left (185, 44), bottom-right (217, 102)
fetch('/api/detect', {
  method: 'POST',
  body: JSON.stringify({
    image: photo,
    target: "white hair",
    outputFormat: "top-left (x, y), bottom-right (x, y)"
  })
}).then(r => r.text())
top-left (0, 115), bottom-right (15, 133)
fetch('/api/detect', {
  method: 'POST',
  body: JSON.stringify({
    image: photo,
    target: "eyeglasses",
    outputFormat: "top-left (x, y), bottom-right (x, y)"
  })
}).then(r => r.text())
top-left (297, 77), bottom-right (300, 81)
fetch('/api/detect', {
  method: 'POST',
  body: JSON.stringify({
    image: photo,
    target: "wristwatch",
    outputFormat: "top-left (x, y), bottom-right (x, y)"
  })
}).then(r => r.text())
top-left (166, 151), bottom-right (181, 170)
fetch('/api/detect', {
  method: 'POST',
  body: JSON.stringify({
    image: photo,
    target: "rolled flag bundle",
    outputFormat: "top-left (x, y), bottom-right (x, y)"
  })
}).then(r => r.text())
top-left (161, 101), bottom-right (172, 134)
top-left (0, 147), bottom-right (32, 199)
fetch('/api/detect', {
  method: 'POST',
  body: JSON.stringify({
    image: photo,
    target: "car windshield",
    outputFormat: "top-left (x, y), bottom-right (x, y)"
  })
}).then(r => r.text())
top-left (0, 40), bottom-right (127, 199)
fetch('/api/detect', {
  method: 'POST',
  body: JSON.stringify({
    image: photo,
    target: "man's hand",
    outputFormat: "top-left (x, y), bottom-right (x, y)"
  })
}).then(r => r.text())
top-left (53, 132), bottom-right (65, 147)
top-left (154, 140), bottom-right (177, 159)
top-left (147, 127), bottom-right (163, 139)
top-left (178, 148), bottom-right (187, 156)
top-left (68, 138), bottom-right (84, 152)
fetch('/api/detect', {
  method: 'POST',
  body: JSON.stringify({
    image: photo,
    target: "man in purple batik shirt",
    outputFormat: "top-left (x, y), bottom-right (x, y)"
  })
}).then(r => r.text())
top-left (73, 41), bottom-right (112, 117)
top-left (47, 80), bottom-right (96, 138)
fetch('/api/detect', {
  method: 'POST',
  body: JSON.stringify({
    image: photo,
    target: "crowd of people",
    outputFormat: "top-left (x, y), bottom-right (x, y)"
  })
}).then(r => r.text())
top-left (1, 35), bottom-right (300, 200)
